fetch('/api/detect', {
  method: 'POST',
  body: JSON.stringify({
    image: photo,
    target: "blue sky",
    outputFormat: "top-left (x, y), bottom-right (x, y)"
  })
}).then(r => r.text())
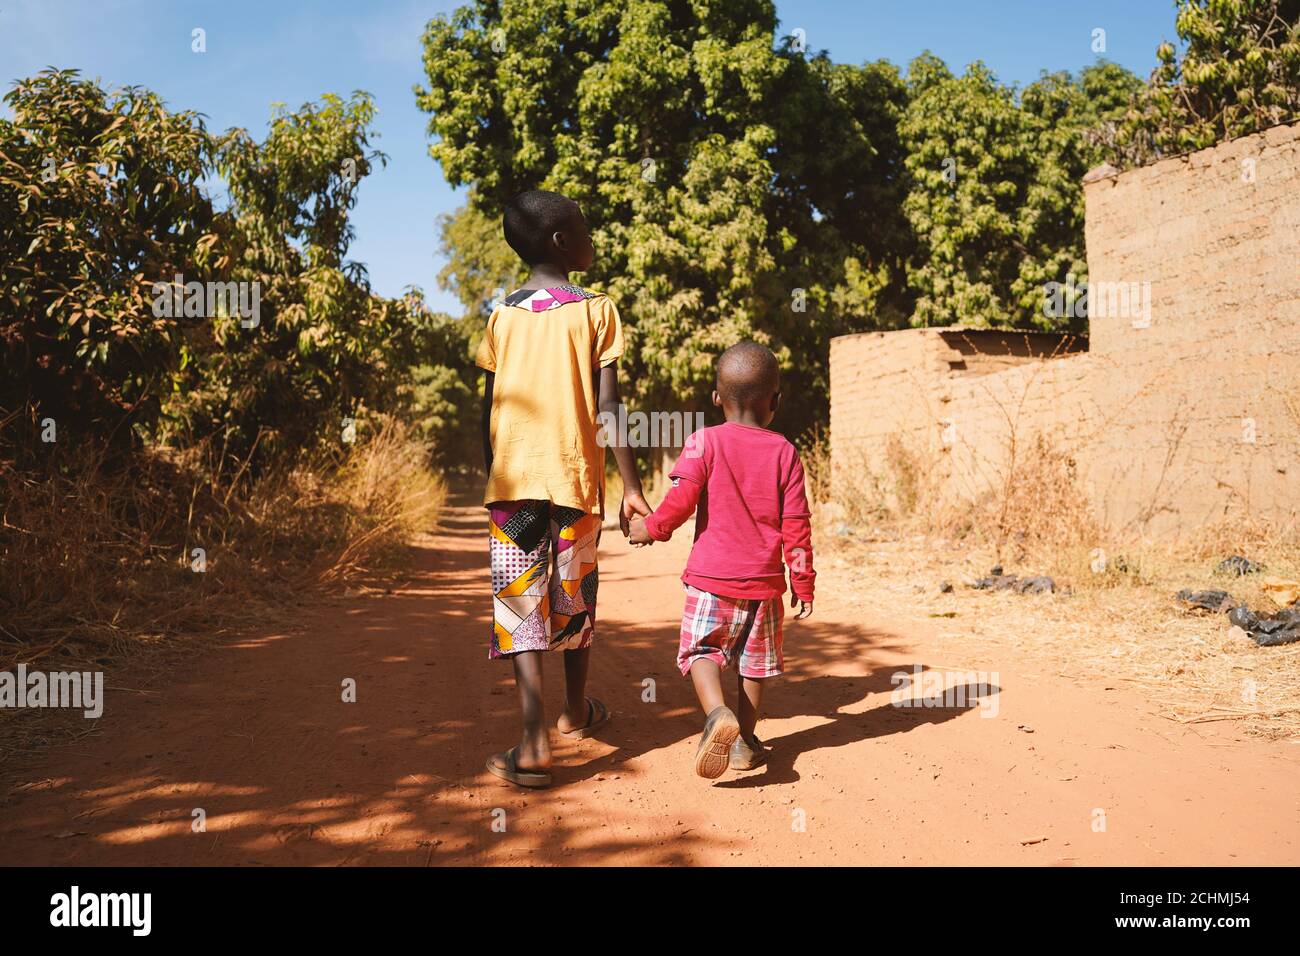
top-left (1, 1), bottom-right (1182, 312)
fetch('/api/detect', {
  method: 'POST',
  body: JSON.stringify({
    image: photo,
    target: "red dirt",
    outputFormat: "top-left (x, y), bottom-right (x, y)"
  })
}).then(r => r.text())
top-left (2, 500), bottom-right (1297, 866)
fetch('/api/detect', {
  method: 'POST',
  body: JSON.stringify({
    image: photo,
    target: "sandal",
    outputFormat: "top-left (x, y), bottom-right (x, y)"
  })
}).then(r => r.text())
top-left (557, 696), bottom-right (610, 739)
top-left (695, 705), bottom-right (740, 779)
top-left (485, 747), bottom-right (552, 789)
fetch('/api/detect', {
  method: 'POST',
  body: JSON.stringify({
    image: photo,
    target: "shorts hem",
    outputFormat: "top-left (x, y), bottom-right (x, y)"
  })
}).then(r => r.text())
top-left (679, 650), bottom-right (726, 676)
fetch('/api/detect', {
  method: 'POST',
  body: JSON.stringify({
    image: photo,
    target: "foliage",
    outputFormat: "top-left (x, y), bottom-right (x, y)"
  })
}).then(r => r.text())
top-left (169, 92), bottom-right (426, 467)
top-left (899, 59), bottom-right (1140, 330)
top-left (1116, 0), bottom-right (1300, 164)
top-left (0, 69), bottom-right (215, 453)
top-left (415, 0), bottom-right (912, 439)
top-left (392, 289), bottom-right (480, 471)
top-left (435, 196), bottom-right (522, 343)
top-left (415, 1), bottom-right (1150, 427)
top-left (0, 71), bottom-right (437, 473)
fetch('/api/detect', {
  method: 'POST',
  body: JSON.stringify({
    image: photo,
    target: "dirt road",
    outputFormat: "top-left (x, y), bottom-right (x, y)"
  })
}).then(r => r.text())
top-left (2, 498), bottom-right (1297, 865)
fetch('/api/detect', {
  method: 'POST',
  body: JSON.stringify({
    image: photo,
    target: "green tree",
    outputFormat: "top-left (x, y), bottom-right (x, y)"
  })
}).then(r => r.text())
top-left (436, 196), bottom-right (522, 333)
top-left (398, 288), bottom-right (480, 471)
top-left (0, 69), bottom-right (215, 454)
top-left (767, 54), bottom-right (914, 410)
top-left (167, 93), bottom-right (427, 466)
top-left (2, 72), bottom-right (439, 471)
top-left (415, 0), bottom-right (908, 439)
top-left (1118, 0), bottom-right (1300, 163)
top-left (899, 56), bottom-right (1140, 329)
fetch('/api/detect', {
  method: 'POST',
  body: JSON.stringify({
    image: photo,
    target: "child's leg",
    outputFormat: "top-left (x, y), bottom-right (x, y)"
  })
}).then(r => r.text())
top-left (557, 646), bottom-right (590, 732)
top-left (547, 507), bottom-right (606, 735)
top-left (689, 658), bottom-right (726, 714)
top-left (485, 499), bottom-right (556, 778)
top-left (680, 586), bottom-right (747, 715)
top-left (679, 586), bottom-right (747, 777)
top-left (736, 673), bottom-right (765, 741)
top-left (690, 658), bottom-right (740, 778)
top-left (509, 650), bottom-right (550, 768)
top-left (734, 594), bottom-right (784, 746)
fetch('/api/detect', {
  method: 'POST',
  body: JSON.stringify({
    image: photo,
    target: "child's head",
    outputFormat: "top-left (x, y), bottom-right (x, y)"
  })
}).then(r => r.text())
top-left (713, 341), bottom-right (781, 426)
top-left (502, 189), bottom-right (594, 274)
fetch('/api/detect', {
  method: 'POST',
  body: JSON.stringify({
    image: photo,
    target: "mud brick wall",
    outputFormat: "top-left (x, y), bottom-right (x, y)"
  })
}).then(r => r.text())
top-left (830, 121), bottom-right (1300, 538)
top-left (1081, 122), bottom-right (1300, 537)
top-left (828, 328), bottom-right (1088, 506)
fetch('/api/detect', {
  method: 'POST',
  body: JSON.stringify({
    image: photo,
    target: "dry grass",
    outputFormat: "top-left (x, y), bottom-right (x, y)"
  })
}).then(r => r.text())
top-left (808, 427), bottom-right (1300, 740)
top-left (0, 414), bottom-right (444, 673)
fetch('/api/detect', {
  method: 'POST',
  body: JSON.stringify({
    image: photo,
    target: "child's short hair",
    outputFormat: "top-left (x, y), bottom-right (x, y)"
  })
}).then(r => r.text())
top-left (717, 341), bottom-right (779, 405)
top-left (503, 189), bottom-right (579, 265)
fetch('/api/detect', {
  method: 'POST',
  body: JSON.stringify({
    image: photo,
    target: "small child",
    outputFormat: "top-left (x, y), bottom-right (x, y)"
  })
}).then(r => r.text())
top-left (629, 342), bottom-right (815, 778)
top-left (477, 189), bottom-right (650, 789)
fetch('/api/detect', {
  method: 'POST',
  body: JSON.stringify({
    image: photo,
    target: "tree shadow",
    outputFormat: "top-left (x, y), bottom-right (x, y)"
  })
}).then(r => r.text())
top-left (551, 579), bottom-right (999, 789)
top-left (0, 494), bottom-right (994, 866)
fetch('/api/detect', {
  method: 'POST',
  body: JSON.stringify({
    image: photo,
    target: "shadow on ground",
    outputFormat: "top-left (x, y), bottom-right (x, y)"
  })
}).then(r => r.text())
top-left (0, 492), bottom-right (993, 865)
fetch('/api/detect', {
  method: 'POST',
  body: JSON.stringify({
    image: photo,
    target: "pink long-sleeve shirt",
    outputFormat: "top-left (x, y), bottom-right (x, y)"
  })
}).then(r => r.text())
top-left (643, 421), bottom-right (816, 602)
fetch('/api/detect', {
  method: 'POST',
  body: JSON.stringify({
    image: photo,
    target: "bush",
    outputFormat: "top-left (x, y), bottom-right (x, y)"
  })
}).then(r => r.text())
top-left (0, 69), bottom-right (215, 455)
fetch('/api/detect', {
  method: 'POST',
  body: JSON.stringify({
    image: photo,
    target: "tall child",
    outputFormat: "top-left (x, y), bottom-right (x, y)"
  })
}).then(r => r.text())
top-left (478, 190), bottom-right (650, 788)
top-left (630, 342), bottom-right (815, 778)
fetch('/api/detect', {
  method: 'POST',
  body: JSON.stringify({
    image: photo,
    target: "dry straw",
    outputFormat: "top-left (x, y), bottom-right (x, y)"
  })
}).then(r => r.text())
top-left (806, 337), bottom-right (1300, 739)
top-left (0, 412), bottom-right (445, 753)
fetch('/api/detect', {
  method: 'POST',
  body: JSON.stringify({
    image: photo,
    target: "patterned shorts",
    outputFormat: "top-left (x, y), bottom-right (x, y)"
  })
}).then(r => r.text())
top-left (488, 499), bottom-right (601, 659)
top-left (678, 584), bottom-right (785, 679)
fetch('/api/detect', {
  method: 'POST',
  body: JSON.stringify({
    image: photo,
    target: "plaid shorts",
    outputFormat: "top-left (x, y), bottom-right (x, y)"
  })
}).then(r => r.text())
top-left (488, 499), bottom-right (601, 659)
top-left (678, 584), bottom-right (785, 679)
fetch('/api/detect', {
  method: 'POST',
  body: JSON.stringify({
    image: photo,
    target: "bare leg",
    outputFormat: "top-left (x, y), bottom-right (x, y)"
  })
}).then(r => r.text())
top-left (690, 659), bottom-right (740, 778)
top-left (490, 650), bottom-right (551, 771)
top-left (689, 658), bottom-right (726, 715)
top-left (556, 646), bottom-right (591, 732)
top-left (736, 673), bottom-right (765, 741)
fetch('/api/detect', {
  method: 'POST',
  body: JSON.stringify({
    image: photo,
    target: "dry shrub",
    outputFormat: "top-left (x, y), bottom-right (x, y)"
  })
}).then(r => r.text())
top-left (974, 432), bottom-right (1100, 568)
top-left (811, 421), bottom-right (1300, 738)
top-left (883, 436), bottom-right (925, 517)
top-left (802, 429), bottom-right (896, 528)
top-left (812, 421), bottom-right (1099, 581)
top-left (312, 417), bottom-right (446, 583)
top-left (798, 428), bottom-right (833, 511)
top-left (0, 414), bottom-right (444, 670)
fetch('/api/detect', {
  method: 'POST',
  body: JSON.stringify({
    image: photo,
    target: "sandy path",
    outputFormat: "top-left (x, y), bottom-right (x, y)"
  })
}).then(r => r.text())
top-left (2, 497), bottom-right (1297, 866)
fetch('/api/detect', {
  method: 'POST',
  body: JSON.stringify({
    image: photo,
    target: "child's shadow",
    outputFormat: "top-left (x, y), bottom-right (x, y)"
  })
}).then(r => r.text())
top-left (713, 673), bottom-right (1000, 788)
top-left (564, 613), bottom-right (999, 789)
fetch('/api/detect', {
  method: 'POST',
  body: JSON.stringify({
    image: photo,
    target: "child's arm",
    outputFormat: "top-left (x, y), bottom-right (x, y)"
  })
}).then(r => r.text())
top-left (782, 451), bottom-right (816, 619)
top-left (631, 430), bottom-right (707, 544)
top-left (630, 474), bottom-right (702, 544)
top-left (480, 370), bottom-right (494, 473)
top-left (597, 363), bottom-right (650, 535)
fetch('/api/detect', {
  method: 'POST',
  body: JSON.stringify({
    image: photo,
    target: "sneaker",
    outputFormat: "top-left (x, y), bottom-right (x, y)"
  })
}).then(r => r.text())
top-left (729, 733), bottom-right (768, 770)
top-left (694, 705), bottom-right (741, 779)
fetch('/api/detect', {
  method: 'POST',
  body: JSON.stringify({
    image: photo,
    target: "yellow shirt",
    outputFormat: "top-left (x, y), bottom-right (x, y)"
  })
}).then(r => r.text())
top-left (475, 285), bottom-right (624, 514)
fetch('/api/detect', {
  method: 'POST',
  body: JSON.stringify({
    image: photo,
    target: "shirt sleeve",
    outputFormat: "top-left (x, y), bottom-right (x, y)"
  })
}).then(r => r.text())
top-left (474, 308), bottom-right (499, 372)
top-left (781, 449), bottom-right (816, 602)
top-left (643, 431), bottom-right (708, 541)
top-left (593, 296), bottom-right (625, 368)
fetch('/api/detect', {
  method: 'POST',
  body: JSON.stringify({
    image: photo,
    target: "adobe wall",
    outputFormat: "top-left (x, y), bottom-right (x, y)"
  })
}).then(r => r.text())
top-left (1081, 121), bottom-right (1300, 536)
top-left (829, 121), bottom-right (1300, 538)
